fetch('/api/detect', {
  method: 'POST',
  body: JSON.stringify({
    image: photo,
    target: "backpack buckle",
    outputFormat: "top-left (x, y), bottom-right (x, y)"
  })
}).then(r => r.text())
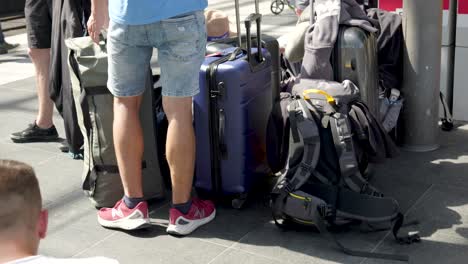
top-left (278, 179), bottom-right (293, 193)
top-left (299, 162), bottom-right (314, 174)
top-left (318, 204), bottom-right (336, 220)
top-left (360, 183), bottom-right (384, 197)
top-left (360, 182), bottom-right (370, 195)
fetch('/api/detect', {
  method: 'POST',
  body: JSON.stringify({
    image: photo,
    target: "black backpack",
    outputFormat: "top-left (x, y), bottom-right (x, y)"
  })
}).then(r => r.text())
top-left (268, 79), bottom-right (420, 261)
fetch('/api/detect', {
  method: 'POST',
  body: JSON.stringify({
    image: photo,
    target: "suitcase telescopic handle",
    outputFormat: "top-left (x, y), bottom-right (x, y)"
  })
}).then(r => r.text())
top-left (245, 13), bottom-right (263, 64)
top-left (310, 0), bottom-right (315, 25)
top-left (233, 0), bottom-right (261, 47)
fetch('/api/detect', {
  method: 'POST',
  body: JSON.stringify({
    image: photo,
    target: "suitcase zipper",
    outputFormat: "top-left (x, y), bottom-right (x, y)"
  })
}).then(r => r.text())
top-left (206, 55), bottom-right (231, 195)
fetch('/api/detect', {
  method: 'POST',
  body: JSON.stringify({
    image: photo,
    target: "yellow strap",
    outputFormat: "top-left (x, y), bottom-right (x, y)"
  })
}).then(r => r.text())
top-left (289, 192), bottom-right (312, 201)
top-left (292, 217), bottom-right (315, 225)
top-left (302, 89), bottom-right (336, 104)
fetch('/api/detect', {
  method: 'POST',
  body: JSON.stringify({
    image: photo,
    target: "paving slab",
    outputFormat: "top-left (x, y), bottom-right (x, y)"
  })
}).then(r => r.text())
top-left (231, 219), bottom-right (387, 264)
top-left (0, 86), bottom-right (38, 115)
top-left (33, 155), bottom-right (84, 202)
top-left (362, 184), bottom-right (468, 264)
top-left (209, 248), bottom-right (282, 264)
top-left (75, 230), bottom-right (228, 264)
top-left (0, 33), bottom-right (34, 85)
top-left (0, 76), bottom-right (36, 93)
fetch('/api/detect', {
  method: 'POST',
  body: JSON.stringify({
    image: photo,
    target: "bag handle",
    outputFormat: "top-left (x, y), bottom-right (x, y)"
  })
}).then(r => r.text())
top-left (245, 13), bottom-right (263, 64)
top-left (84, 28), bottom-right (107, 51)
top-left (234, 0), bottom-right (261, 47)
top-left (302, 89), bottom-right (336, 104)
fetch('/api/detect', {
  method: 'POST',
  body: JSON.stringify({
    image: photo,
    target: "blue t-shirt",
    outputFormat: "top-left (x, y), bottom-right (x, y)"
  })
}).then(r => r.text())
top-left (109, 0), bottom-right (208, 25)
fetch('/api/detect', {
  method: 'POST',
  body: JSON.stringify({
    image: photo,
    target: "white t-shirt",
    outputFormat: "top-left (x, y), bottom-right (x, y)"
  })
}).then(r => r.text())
top-left (5, 256), bottom-right (119, 264)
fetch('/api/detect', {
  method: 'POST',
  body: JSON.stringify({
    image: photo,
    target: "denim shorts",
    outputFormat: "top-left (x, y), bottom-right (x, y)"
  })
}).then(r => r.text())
top-left (107, 10), bottom-right (207, 97)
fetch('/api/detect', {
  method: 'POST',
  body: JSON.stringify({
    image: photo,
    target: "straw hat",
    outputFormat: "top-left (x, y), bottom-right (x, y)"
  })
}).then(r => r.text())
top-left (204, 9), bottom-right (237, 40)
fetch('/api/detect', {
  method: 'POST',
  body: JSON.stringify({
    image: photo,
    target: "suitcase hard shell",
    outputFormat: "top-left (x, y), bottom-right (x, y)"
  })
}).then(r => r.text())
top-left (332, 26), bottom-right (380, 117)
top-left (194, 46), bottom-right (273, 198)
top-left (193, 0), bottom-right (274, 207)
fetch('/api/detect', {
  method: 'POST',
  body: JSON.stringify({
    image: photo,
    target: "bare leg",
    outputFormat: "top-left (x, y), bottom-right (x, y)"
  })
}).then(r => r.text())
top-left (163, 96), bottom-right (195, 204)
top-left (113, 95), bottom-right (144, 198)
top-left (28, 48), bottom-right (54, 128)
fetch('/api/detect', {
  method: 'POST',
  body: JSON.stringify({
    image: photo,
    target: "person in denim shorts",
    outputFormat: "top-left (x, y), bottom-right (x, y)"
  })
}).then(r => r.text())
top-left (88, 0), bottom-right (215, 235)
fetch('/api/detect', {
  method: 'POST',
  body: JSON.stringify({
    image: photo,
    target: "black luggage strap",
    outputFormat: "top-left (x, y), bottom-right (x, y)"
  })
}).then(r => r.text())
top-left (278, 187), bottom-right (412, 261)
top-left (93, 161), bottom-right (147, 174)
top-left (79, 85), bottom-right (111, 105)
top-left (307, 183), bottom-right (421, 246)
top-left (288, 100), bottom-right (301, 143)
top-left (297, 184), bottom-right (416, 261)
top-left (83, 161), bottom-right (147, 191)
top-left (85, 86), bottom-right (111, 96)
top-left (392, 213), bottom-right (421, 245)
top-left (271, 178), bottom-right (294, 227)
top-left (311, 205), bottom-right (411, 262)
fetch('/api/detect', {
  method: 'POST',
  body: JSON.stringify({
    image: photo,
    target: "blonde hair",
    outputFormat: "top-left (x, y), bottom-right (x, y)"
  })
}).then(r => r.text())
top-left (0, 160), bottom-right (42, 233)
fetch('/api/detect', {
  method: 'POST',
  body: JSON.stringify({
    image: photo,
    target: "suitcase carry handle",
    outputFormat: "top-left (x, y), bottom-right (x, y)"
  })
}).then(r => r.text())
top-left (218, 108), bottom-right (227, 157)
top-left (245, 13), bottom-right (263, 64)
top-left (309, 0), bottom-right (315, 25)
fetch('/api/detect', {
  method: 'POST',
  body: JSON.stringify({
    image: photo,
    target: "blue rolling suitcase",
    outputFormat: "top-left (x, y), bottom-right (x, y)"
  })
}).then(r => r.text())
top-left (193, 8), bottom-right (273, 208)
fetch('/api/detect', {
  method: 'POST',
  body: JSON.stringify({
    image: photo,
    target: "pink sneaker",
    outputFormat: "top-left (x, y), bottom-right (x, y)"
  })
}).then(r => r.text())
top-left (167, 198), bottom-right (216, 236)
top-left (97, 199), bottom-right (149, 230)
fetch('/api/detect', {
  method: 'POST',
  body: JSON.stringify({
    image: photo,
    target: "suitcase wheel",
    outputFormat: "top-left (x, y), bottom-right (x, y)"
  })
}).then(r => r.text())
top-left (231, 193), bottom-right (248, 209)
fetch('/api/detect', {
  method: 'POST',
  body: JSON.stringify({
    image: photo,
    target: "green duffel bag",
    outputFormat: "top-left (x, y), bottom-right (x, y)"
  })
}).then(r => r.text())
top-left (65, 36), bottom-right (166, 208)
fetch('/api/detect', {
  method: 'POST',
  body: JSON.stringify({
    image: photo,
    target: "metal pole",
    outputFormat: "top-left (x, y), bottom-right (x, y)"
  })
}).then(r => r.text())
top-left (235, 0), bottom-right (242, 47)
top-left (400, 0), bottom-right (443, 152)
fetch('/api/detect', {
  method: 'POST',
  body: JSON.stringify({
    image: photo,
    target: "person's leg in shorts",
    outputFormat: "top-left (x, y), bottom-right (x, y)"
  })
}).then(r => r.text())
top-left (156, 11), bottom-right (215, 236)
top-left (10, 0), bottom-right (58, 143)
top-left (95, 21), bottom-right (152, 231)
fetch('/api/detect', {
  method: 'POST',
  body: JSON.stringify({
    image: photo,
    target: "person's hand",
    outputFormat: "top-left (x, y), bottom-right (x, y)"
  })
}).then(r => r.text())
top-left (87, 0), bottom-right (109, 43)
top-left (295, 8), bottom-right (303, 16)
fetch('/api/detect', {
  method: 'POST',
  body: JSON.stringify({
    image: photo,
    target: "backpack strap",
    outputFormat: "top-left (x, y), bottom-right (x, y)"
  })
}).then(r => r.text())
top-left (307, 183), bottom-right (421, 244)
top-left (281, 186), bottom-right (417, 261)
top-left (328, 112), bottom-right (383, 197)
top-left (271, 97), bottom-right (322, 222)
top-left (288, 100), bottom-right (301, 143)
top-left (287, 99), bottom-right (322, 190)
